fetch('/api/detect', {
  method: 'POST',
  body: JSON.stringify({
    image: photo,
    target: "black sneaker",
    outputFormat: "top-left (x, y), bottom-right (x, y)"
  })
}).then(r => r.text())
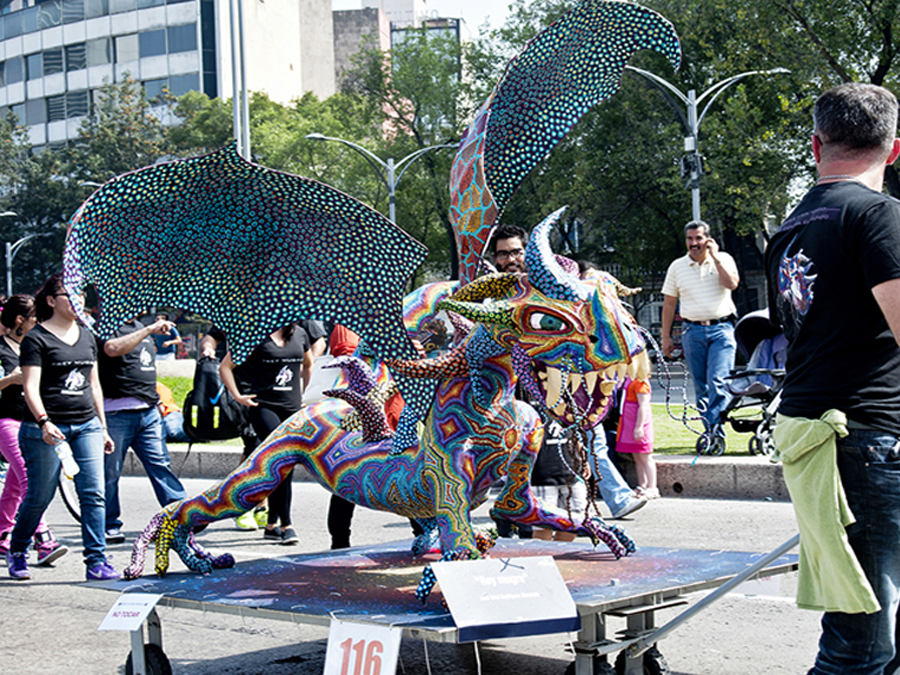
top-left (105, 528), bottom-right (126, 544)
top-left (263, 527), bottom-right (283, 542)
top-left (281, 527), bottom-right (299, 545)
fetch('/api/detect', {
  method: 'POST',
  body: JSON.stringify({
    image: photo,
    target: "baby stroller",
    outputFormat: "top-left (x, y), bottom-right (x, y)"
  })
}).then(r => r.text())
top-left (700, 310), bottom-right (786, 456)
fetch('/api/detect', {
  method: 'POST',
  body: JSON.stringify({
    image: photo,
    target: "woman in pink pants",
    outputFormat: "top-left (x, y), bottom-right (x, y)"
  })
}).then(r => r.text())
top-left (0, 295), bottom-right (67, 565)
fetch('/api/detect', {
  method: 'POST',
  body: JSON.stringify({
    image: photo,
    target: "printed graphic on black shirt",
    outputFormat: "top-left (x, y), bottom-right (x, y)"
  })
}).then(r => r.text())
top-left (63, 368), bottom-right (87, 396)
top-left (776, 236), bottom-right (818, 340)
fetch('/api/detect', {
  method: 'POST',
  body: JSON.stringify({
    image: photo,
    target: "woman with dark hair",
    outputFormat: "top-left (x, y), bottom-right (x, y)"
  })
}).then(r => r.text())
top-left (6, 273), bottom-right (117, 581)
top-left (0, 294), bottom-right (67, 565)
top-left (220, 323), bottom-right (309, 545)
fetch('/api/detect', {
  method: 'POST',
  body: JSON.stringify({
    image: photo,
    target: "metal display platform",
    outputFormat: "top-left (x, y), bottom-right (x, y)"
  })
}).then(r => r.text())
top-left (91, 537), bottom-right (798, 675)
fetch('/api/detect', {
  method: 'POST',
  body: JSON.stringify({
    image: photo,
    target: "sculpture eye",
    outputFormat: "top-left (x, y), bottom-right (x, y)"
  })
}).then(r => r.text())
top-left (529, 312), bottom-right (567, 332)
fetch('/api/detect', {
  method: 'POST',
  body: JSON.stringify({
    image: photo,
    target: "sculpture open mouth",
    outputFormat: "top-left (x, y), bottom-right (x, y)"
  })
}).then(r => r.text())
top-left (532, 358), bottom-right (636, 428)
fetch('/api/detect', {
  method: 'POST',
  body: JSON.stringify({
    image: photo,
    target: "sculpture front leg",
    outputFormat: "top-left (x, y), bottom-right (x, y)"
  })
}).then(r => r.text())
top-left (124, 432), bottom-right (301, 579)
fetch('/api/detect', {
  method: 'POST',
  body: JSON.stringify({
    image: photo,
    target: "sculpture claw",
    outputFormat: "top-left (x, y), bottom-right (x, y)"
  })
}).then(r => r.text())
top-left (122, 511), bottom-right (235, 581)
top-left (585, 518), bottom-right (635, 558)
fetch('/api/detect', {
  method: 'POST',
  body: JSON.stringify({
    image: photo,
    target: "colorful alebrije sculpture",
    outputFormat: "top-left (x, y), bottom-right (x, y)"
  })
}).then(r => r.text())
top-left (69, 0), bottom-right (681, 603)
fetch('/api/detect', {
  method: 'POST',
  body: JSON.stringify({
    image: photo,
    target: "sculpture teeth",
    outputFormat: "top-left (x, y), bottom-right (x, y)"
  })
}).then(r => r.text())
top-left (545, 367), bottom-right (564, 408)
top-left (552, 401), bottom-right (567, 417)
top-left (537, 369), bottom-right (549, 381)
top-left (568, 372), bottom-right (583, 393)
top-left (600, 381), bottom-right (616, 395)
top-left (584, 371), bottom-right (599, 395)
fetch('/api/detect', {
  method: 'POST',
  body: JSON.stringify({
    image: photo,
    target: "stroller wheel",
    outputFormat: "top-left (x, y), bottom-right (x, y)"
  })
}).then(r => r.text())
top-left (696, 433), bottom-right (726, 456)
top-left (749, 423), bottom-right (777, 457)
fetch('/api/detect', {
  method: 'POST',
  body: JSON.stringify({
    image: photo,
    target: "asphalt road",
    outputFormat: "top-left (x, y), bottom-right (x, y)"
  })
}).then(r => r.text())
top-left (0, 476), bottom-right (821, 675)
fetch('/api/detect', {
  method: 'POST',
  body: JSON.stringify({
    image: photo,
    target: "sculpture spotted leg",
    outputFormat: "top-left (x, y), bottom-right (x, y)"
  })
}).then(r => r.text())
top-left (124, 429), bottom-right (301, 579)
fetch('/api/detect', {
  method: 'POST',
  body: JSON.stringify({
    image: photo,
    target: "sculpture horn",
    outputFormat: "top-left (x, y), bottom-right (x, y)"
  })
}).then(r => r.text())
top-left (524, 207), bottom-right (587, 302)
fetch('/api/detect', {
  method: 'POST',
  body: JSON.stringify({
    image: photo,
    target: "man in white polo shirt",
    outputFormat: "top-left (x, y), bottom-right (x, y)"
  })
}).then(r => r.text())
top-left (661, 220), bottom-right (740, 444)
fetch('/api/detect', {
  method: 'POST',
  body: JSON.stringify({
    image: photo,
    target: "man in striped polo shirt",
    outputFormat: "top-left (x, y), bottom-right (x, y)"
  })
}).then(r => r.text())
top-left (661, 221), bottom-right (740, 442)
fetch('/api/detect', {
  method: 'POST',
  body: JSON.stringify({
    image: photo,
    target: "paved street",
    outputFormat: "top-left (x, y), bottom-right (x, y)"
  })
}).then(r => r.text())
top-left (0, 476), bottom-right (820, 674)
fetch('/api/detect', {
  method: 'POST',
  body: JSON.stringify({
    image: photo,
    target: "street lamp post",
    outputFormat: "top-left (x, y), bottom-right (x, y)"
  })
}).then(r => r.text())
top-left (625, 66), bottom-right (790, 221)
top-left (6, 231), bottom-right (53, 298)
top-left (304, 133), bottom-right (457, 224)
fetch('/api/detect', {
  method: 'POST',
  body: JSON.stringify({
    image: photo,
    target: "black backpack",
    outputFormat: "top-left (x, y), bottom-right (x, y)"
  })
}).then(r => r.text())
top-left (182, 356), bottom-right (249, 442)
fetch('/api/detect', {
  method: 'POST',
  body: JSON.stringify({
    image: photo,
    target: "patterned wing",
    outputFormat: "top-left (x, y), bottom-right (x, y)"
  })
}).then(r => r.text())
top-left (63, 144), bottom-right (425, 366)
top-left (451, 0), bottom-right (681, 283)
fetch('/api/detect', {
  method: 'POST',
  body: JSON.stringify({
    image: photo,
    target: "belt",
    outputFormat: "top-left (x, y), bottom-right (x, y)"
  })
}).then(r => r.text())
top-left (683, 317), bottom-right (732, 326)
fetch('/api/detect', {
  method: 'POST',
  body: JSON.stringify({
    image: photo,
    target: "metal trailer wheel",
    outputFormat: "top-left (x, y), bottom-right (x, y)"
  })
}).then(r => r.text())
top-left (125, 644), bottom-right (172, 675)
top-left (615, 645), bottom-right (670, 675)
top-left (57, 474), bottom-right (81, 523)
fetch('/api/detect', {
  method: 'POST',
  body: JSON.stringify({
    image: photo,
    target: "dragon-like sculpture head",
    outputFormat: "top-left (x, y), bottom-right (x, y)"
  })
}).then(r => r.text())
top-left (440, 207), bottom-right (644, 428)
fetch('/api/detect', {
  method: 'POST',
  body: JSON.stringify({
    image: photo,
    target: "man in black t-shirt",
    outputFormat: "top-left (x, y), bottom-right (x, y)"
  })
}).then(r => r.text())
top-left (100, 317), bottom-right (187, 544)
top-left (765, 83), bottom-right (900, 674)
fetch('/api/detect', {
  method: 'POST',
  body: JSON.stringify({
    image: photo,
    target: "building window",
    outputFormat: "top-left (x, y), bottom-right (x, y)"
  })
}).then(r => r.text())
top-left (44, 48), bottom-right (64, 75)
top-left (85, 0), bottom-right (109, 20)
top-left (109, 0), bottom-right (137, 13)
top-left (0, 63), bottom-right (4, 87)
top-left (21, 6), bottom-right (38, 34)
top-left (167, 0), bottom-right (193, 4)
top-left (25, 98), bottom-right (46, 125)
top-left (143, 77), bottom-right (166, 101)
top-left (25, 53), bottom-right (42, 81)
top-left (47, 94), bottom-right (66, 122)
top-left (10, 102), bottom-right (25, 124)
top-left (137, 0), bottom-right (165, 7)
top-left (63, 0), bottom-right (86, 24)
top-left (66, 43), bottom-right (87, 72)
top-left (168, 72), bottom-right (198, 97)
top-left (139, 29), bottom-right (166, 58)
top-left (115, 34), bottom-right (139, 62)
top-left (67, 90), bottom-right (89, 117)
top-left (86, 38), bottom-right (112, 67)
top-left (4, 11), bottom-right (21, 39)
top-left (5, 56), bottom-right (24, 85)
top-left (39, 0), bottom-right (63, 28)
top-left (167, 24), bottom-right (196, 54)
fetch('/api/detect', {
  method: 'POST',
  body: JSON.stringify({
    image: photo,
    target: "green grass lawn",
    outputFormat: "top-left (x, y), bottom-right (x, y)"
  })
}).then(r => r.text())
top-left (159, 375), bottom-right (192, 407)
top-left (651, 402), bottom-right (762, 456)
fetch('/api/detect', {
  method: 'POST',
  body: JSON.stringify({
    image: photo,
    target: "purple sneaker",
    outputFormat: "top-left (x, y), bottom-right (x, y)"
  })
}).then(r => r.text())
top-left (34, 530), bottom-right (68, 566)
top-left (86, 560), bottom-right (121, 581)
top-left (7, 551), bottom-right (31, 580)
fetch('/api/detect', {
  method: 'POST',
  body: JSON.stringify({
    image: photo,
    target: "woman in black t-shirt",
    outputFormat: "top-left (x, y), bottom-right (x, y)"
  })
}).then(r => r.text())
top-left (220, 323), bottom-right (309, 545)
top-left (0, 295), bottom-right (68, 565)
top-left (6, 273), bottom-right (118, 582)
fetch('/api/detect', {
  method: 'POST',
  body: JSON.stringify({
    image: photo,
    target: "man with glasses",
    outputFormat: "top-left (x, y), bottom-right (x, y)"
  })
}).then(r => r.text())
top-left (490, 224), bottom-right (528, 273)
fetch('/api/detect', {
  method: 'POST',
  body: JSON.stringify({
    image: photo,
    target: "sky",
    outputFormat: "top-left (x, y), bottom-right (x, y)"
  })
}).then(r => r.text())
top-left (331, 0), bottom-right (515, 34)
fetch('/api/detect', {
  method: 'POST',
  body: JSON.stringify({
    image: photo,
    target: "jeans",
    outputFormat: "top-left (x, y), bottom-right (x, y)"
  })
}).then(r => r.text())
top-left (811, 429), bottom-right (900, 674)
top-left (162, 411), bottom-right (189, 443)
top-left (105, 407), bottom-right (186, 531)
top-left (589, 429), bottom-right (636, 516)
top-left (11, 418), bottom-right (107, 567)
top-left (681, 321), bottom-right (736, 435)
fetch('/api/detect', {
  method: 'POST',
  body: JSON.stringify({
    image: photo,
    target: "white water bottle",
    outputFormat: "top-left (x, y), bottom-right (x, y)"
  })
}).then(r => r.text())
top-left (54, 440), bottom-right (80, 479)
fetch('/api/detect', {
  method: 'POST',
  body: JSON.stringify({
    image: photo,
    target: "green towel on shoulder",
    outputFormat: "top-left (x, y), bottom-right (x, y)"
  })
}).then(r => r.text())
top-left (772, 411), bottom-right (880, 614)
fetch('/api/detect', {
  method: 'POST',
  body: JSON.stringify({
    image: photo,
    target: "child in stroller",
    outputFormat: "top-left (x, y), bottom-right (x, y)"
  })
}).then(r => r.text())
top-left (696, 309), bottom-right (786, 456)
